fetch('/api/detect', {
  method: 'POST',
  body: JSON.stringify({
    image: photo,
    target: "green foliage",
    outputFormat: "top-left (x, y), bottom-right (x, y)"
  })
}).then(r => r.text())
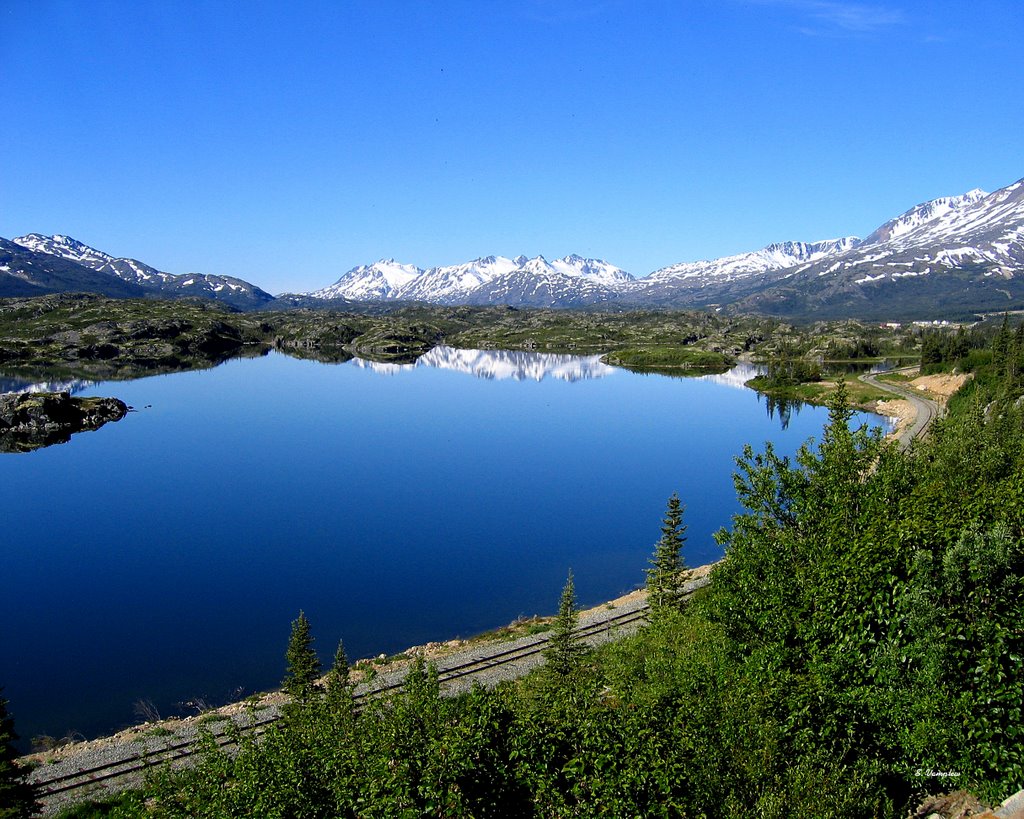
top-left (324, 639), bottom-right (353, 716)
top-left (920, 325), bottom-right (990, 374)
top-left (0, 691), bottom-right (38, 819)
top-left (327, 639), bottom-right (349, 688)
top-left (646, 493), bottom-right (688, 615)
top-left (543, 571), bottom-right (588, 679)
top-left (282, 610), bottom-right (321, 704)
top-left (602, 346), bottom-right (733, 372)
top-left (760, 355), bottom-right (822, 387)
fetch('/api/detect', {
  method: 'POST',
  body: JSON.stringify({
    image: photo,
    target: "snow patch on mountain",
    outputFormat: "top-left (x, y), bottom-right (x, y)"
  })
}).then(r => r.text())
top-left (306, 254), bottom-right (633, 306)
top-left (311, 259), bottom-right (423, 300)
top-left (645, 238), bottom-right (859, 285)
top-left (862, 189), bottom-right (988, 245)
top-left (11, 234), bottom-right (274, 308)
top-left (547, 254), bottom-right (633, 287)
top-left (399, 256), bottom-right (520, 303)
top-left (13, 233), bottom-right (114, 268)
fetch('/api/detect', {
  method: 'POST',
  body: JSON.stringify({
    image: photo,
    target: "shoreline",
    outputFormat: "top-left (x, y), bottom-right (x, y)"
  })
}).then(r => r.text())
top-left (21, 564), bottom-right (716, 770)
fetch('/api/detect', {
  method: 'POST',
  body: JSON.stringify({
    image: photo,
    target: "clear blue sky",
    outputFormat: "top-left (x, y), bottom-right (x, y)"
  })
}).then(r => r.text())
top-left (2, 0), bottom-right (1022, 294)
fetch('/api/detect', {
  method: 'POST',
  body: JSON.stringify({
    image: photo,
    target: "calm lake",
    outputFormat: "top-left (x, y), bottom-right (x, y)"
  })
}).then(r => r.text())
top-left (1, 348), bottom-right (887, 749)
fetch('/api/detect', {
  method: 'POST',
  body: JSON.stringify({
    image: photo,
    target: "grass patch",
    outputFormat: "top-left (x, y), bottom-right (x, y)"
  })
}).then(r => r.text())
top-left (53, 791), bottom-right (143, 817)
top-left (197, 713), bottom-right (230, 726)
top-left (877, 371), bottom-right (914, 384)
top-left (468, 616), bottom-right (555, 645)
top-left (602, 346), bottom-right (733, 372)
top-left (372, 652), bottom-right (411, 666)
top-left (144, 726), bottom-right (174, 738)
top-left (747, 375), bottom-right (890, 408)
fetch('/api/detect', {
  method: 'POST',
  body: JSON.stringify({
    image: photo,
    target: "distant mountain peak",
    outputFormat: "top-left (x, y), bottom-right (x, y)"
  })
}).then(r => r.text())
top-left (305, 252), bottom-right (632, 305)
top-left (862, 188), bottom-right (989, 246)
top-left (8, 233), bottom-right (274, 309)
top-left (14, 233), bottom-right (115, 267)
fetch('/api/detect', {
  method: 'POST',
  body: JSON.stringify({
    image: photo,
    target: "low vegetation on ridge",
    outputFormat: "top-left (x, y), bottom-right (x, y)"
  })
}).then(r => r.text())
top-left (0, 292), bottom-right (925, 383)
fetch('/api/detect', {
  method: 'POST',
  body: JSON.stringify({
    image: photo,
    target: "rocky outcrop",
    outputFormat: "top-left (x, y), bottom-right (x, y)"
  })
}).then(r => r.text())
top-left (0, 391), bottom-right (127, 452)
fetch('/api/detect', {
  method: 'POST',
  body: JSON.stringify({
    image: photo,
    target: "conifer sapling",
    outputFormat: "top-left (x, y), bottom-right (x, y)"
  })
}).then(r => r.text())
top-left (282, 611), bottom-right (321, 702)
top-left (646, 492), bottom-right (688, 615)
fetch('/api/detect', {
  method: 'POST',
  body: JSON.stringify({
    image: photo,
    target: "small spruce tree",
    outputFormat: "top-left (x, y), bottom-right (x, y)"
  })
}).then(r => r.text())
top-left (282, 611), bottom-right (321, 703)
top-left (324, 638), bottom-right (355, 722)
top-left (329, 639), bottom-right (349, 688)
top-left (544, 570), bottom-right (587, 677)
top-left (0, 690), bottom-right (38, 819)
top-left (646, 493), bottom-right (688, 615)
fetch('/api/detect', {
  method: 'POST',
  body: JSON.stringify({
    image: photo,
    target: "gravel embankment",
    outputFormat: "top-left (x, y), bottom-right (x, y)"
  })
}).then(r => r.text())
top-left (860, 369), bottom-right (942, 449)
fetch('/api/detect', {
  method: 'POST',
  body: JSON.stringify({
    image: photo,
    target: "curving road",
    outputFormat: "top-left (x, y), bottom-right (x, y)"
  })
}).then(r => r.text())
top-left (859, 369), bottom-right (941, 449)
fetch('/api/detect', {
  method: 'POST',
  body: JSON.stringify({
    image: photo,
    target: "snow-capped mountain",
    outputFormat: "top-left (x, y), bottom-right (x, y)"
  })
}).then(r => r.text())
top-left (611, 177), bottom-right (1023, 318)
top-left (728, 179), bottom-right (1024, 318)
top-left (853, 182), bottom-right (1023, 272)
top-left (644, 238), bottom-right (859, 285)
top-left (463, 256), bottom-right (625, 307)
top-left (310, 259), bottom-right (423, 301)
top-left (399, 255), bottom-right (521, 304)
top-left (11, 234), bottom-right (114, 269)
top-left (350, 345), bottom-right (615, 382)
top-left (548, 254), bottom-right (633, 287)
top-left (0, 237), bottom-right (147, 299)
top-left (860, 189), bottom-right (988, 245)
top-left (11, 234), bottom-right (275, 310)
top-left (306, 254), bottom-right (634, 307)
top-left (10, 174), bottom-right (1022, 320)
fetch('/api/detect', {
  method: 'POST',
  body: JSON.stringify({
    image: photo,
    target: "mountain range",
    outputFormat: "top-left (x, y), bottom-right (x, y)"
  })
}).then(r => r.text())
top-left (298, 177), bottom-right (1023, 319)
top-left (1, 234), bottom-right (274, 310)
top-left (3, 175), bottom-right (1022, 319)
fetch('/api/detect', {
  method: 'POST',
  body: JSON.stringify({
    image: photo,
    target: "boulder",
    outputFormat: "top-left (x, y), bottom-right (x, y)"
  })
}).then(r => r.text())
top-left (0, 391), bottom-right (128, 452)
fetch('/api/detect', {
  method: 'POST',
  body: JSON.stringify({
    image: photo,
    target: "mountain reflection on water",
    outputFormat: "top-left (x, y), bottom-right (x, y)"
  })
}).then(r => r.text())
top-left (352, 345), bottom-right (616, 382)
top-left (695, 362), bottom-right (763, 390)
top-left (695, 363), bottom-right (804, 430)
top-left (0, 376), bottom-right (95, 395)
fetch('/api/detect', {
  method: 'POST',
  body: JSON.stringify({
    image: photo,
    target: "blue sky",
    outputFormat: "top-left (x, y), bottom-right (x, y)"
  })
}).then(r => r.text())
top-left (2, 0), bottom-right (1022, 294)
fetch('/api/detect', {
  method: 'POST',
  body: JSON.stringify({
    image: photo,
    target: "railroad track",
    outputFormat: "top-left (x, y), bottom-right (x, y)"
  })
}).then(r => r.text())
top-left (859, 368), bottom-right (942, 448)
top-left (31, 600), bottom-right (659, 808)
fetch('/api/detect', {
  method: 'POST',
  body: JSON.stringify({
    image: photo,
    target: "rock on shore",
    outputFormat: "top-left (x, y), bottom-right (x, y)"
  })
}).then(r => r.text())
top-left (0, 391), bottom-right (127, 452)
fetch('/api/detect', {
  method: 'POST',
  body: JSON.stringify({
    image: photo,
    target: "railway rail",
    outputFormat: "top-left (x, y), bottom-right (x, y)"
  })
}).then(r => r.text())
top-left (859, 367), bottom-right (942, 448)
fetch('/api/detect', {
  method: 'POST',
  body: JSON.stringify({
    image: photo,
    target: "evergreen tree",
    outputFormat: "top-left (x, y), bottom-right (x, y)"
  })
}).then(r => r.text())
top-left (0, 691), bottom-right (38, 819)
top-left (993, 313), bottom-right (1011, 374)
top-left (544, 570), bottom-right (587, 677)
top-left (1008, 323), bottom-right (1024, 393)
top-left (325, 639), bottom-right (352, 709)
top-left (323, 639), bottom-right (356, 731)
top-left (328, 639), bottom-right (349, 688)
top-left (282, 611), bottom-right (321, 702)
top-left (646, 493), bottom-right (689, 615)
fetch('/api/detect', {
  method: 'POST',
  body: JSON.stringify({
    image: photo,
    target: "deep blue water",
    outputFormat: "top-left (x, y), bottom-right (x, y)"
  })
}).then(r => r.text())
top-left (0, 349), bottom-right (885, 749)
